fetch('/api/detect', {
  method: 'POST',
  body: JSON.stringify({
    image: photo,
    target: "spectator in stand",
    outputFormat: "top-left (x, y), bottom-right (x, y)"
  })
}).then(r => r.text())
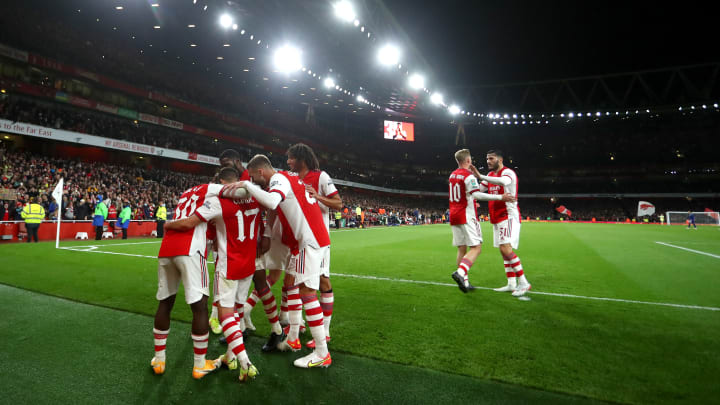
top-left (76, 198), bottom-right (90, 220)
top-left (48, 198), bottom-right (58, 220)
top-left (1, 201), bottom-right (10, 221)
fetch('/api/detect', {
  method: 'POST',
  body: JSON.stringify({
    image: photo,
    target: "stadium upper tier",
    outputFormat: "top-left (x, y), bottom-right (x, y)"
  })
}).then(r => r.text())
top-left (0, 4), bottom-right (718, 194)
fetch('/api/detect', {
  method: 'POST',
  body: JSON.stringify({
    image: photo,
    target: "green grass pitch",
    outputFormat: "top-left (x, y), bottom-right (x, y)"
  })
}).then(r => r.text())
top-left (1, 222), bottom-right (719, 404)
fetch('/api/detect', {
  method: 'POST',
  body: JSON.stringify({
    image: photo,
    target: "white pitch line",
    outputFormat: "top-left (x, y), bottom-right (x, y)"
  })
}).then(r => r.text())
top-left (331, 273), bottom-right (720, 312)
top-left (64, 241), bottom-right (162, 249)
top-left (656, 241), bottom-right (720, 259)
top-left (58, 248), bottom-right (720, 312)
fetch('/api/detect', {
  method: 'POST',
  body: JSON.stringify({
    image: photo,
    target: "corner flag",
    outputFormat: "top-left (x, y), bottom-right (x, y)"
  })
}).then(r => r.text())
top-left (53, 178), bottom-right (64, 248)
top-left (52, 178), bottom-right (64, 203)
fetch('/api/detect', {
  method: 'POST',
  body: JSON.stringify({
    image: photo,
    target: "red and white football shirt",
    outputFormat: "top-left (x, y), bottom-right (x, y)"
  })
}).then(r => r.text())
top-left (269, 171), bottom-right (330, 255)
top-left (485, 167), bottom-right (520, 224)
top-left (197, 194), bottom-right (260, 280)
top-left (448, 168), bottom-right (481, 226)
top-left (158, 183), bottom-right (222, 258)
top-left (301, 170), bottom-right (339, 231)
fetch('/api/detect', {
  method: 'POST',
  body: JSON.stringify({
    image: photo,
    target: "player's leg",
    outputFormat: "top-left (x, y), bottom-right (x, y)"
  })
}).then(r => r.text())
top-left (319, 275), bottom-right (333, 340)
top-left (276, 270), bottom-right (302, 352)
top-left (216, 275), bottom-right (257, 382)
top-left (451, 220), bottom-right (483, 292)
top-left (177, 254), bottom-right (220, 379)
top-left (502, 219), bottom-right (530, 296)
top-left (151, 257), bottom-right (181, 375)
top-left (208, 245), bottom-right (222, 334)
top-left (309, 247), bottom-right (333, 348)
top-left (494, 238), bottom-right (518, 292)
top-left (293, 246), bottom-right (331, 368)
top-left (456, 245), bottom-right (467, 268)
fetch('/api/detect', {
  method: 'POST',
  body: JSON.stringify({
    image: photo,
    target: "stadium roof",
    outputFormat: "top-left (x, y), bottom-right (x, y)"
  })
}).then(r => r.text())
top-left (22, 0), bottom-right (720, 121)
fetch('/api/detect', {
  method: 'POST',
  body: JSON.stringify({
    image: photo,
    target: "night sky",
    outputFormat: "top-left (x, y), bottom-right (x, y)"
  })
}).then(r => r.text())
top-left (385, 0), bottom-right (718, 85)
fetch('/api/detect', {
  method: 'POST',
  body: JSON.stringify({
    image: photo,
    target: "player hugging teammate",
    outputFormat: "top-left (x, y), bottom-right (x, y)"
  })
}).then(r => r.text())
top-left (448, 149), bottom-right (532, 297)
top-left (151, 146), bottom-right (339, 383)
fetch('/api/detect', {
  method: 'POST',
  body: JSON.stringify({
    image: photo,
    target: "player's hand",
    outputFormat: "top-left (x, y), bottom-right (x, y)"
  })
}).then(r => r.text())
top-left (222, 181), bottom-right (248, 198)
top-left (305, 184), bottom-right (319, 199)
top-left (469, 164), bottom-right (482, 178)
top-left (501, 193), bottom-right (516, 203)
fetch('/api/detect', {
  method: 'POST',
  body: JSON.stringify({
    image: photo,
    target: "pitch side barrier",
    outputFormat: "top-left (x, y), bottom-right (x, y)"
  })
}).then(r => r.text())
top-left (0, 220), bottom-right (158, 243)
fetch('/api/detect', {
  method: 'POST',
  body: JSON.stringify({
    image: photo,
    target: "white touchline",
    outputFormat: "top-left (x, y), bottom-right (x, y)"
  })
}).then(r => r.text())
top-left (332, 273), bottom-right (720, 312)
top-left (58, 247), bottom-right (720, 312)
top-left (64, 241), bottom-right (162, 249)
top-left (656, 241), bottom-right (720, 260)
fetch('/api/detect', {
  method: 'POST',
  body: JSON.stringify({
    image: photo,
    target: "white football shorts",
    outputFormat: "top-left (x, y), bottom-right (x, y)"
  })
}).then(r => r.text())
top-left (212, 272), bottom-right (253, 308)
top-left (156, 253), bottom-right (209, 305)
top-left (451, 218), bottom-right (483, 247)
top-left (493, 218), bottom-right (521, 249)
top-left (320, 246), bottom-right (331, 278)
top-left (264, 239), bottom-right (291, 271)
top-left (287, 245), bottom-right (328, 291)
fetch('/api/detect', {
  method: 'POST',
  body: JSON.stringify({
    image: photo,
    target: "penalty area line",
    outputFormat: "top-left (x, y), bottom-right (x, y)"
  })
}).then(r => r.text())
top-left (655, 241), bottom-right (720, 259)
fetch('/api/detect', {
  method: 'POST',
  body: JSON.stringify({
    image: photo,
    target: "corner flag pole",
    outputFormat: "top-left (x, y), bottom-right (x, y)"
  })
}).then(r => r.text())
top-left (52, 178), bottom-right (64, 249)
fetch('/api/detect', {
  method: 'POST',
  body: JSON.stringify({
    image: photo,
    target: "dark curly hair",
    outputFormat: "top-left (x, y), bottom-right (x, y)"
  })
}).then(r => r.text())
top-left (287, 143), bottom-right (319, 171)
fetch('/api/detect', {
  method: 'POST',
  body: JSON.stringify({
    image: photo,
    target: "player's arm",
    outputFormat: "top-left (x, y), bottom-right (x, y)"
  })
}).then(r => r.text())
top-left (469, 164), bottom-right (511, 186)
top-left (470, 190), bottom-right (511, 202)
top-left (242, 181), bottom-right (282, 210)
top-left (305, 184), bottom-right (342, 211)
top-left (164, 214), bottom-right (204, 232)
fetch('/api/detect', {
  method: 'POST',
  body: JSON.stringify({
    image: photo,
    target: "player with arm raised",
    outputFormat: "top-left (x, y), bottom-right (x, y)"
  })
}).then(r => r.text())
top-left (449, 149), bottom-right (516, 293)
top-left (228, 154), bottom-right (332, 368)
top-left (470, 149), bottom-right (531, 297)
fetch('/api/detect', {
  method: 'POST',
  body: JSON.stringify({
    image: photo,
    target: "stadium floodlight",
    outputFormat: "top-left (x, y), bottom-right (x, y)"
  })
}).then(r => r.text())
top-left (715, 103), bottom-right (719, 108)
top-left (449, 105), bottom-right (461, 115)
top-left (568, 112), bottom-right (574, 118)
top-left (377, 44), bottom-right (400, 66)
top-left (430, 93), bottom-right (443, 105)
top-left (273, 45), bottom-right (302, 73)
top-left (333, 1), bottom-right (356, 22)
top-left (219, 13), bottom-right (234, 29)
top-left (408, 74), bottom-right (424, 89)
top-left (324, 77), bottom-right (335, 88)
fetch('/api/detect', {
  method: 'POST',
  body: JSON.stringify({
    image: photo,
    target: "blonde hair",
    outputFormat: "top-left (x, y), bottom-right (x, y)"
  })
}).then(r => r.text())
top-left (454, 149), bottom-right (471, 164)
top-left (247, 154), bottom-right (273, 169)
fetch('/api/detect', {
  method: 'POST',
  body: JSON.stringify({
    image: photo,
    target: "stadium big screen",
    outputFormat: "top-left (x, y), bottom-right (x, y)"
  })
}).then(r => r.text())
top-left (383, 120), bottom-right (414, 142)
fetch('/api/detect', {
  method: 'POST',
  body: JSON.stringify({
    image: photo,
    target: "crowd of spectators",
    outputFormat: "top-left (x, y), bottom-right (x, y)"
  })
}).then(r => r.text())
top-left (0, 146), bottom-right (208, 222)
top-left (2, 144), bottom-right (716, 228)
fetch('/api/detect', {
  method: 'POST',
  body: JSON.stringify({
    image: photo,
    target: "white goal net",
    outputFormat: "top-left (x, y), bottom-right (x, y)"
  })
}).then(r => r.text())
top-left (666, 211), bottom-right (720, 226)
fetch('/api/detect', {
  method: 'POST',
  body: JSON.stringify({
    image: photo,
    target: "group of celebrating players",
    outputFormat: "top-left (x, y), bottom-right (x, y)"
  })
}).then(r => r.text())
top-left (146, 144), bottom-right (530, 383)
top-left (150, 144), bottom-right (339, 382)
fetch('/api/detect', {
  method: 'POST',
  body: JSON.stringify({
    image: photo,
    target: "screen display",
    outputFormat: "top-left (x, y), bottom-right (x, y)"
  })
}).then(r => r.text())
top-left (383, 120), bottom-right (415, 142)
